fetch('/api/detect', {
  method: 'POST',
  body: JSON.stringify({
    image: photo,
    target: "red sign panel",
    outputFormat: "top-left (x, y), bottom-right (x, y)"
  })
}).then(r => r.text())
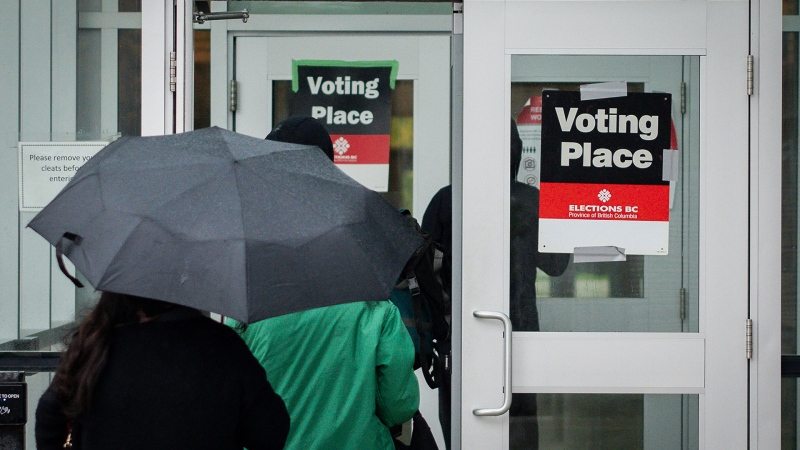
top-left (330, 134), bottom-right (391, 165)
top-left (539, 182), bottom-right (670, 221)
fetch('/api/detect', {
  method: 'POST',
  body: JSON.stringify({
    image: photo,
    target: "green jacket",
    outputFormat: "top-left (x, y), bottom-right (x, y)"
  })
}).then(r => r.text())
top-left (229, 301), bottom-right (419, 450)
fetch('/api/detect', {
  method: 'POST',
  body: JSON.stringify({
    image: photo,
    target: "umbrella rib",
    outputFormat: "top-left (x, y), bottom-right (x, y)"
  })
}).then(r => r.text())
top-left (233, 161), bottom-right (368, 227)
top-left (130, 164), bottom-right (241, 225)
top-left (233, 161), bottom-right (252, 310)
top-left (95, 168), bottom-right (245, 287)
top-left (236, 152), bottom-right (358, 189)
top-left (94, 215), bottom-right (146, 287)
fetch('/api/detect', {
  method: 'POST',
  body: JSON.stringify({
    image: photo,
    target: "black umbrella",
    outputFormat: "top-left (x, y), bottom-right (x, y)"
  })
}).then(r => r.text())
top-left (27, 127), bottom-right (423, 323)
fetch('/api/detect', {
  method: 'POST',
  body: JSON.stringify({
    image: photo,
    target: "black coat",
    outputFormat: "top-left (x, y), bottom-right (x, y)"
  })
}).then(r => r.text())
top-left (35, 310), bottom-right (289, 450)
top-left (421, 183), bottom-right (570, 331)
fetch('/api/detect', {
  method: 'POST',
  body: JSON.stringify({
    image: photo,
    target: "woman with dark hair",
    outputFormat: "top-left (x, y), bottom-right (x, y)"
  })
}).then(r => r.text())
top-left (35, 291), bottom-right (290, 450)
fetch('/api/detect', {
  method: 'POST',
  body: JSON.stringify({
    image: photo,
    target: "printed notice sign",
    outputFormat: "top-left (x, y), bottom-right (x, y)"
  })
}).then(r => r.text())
top-left (538, 91), bottom-right (672, 255)
top-left (292, 60), bottom-right (397, 192)
top-left (516, 95), bottom-right (543, 188)
top-left (19, 142), bottom-right (106, 211)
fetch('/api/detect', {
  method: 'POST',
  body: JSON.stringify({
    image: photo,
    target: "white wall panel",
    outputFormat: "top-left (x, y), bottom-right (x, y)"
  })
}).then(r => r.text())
top-left (0, 1), bottom-right (21, 341)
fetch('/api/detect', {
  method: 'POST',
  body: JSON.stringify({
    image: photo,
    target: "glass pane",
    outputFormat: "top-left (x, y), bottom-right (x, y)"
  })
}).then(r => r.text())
top-left (118, 29), bottom-right (141, 137)
top-left (509, 55), bottom-right (700, 333)
top-left (118, 0), bottom-right (141, 13)
top-left (511, 393), bottom-right (699, 449)
top-left (8, 2), bottom-right (142, 343)
top-left (272, 79), bottom-right (415, 211)
top-left (0, 3), bottom-right (144, 446)
top-left (786, 0), bottom-right (799, 17)
top-left (194, 30), bottom-right (211, 130)
top-left (783, 29), bottom-right (800, 449)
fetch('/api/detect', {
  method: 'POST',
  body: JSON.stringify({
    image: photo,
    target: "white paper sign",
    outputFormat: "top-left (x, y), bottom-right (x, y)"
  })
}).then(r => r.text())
top-left (516, 96), bottom-right (543, 188)
top-left (19, 142), bottom-right (107, 211)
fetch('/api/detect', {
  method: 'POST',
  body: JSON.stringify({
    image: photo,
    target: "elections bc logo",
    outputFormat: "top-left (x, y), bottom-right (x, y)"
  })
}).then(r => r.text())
top-left (598, 189), bottom-right (611, 203)
top-left (333, 137), bottom-right (350, 156)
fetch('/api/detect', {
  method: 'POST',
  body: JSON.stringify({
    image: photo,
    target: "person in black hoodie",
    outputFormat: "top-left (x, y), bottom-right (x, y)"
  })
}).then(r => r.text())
top-left (421, 119), bottom-right (570, 449)
top-left (265, 115), bottom-right (334, 161)
top-left (35, 292), bottom-right (290, 450)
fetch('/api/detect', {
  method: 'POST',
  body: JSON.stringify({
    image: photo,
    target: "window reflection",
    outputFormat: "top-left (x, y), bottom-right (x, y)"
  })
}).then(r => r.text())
top-left (512, 394), bottom-right (698, 449)
top-left (118, 29), bottom-right (141, 137)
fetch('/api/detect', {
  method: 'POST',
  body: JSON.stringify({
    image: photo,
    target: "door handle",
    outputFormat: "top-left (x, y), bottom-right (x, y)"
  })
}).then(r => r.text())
top-left (472, 310), bottom-right (512, 416)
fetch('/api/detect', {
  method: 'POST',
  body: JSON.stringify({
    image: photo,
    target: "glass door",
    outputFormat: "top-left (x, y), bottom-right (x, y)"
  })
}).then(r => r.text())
top-left (508, 54), bottom-right (699, 449)
top-left (460, 1), bottom-right (749, 448)
top-left (199, 3), bottom-right (455, 447)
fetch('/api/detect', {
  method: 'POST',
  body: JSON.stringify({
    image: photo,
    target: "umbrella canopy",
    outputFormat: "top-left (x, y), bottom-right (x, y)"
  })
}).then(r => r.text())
top-left (28, 127), bottom-right (423, 323)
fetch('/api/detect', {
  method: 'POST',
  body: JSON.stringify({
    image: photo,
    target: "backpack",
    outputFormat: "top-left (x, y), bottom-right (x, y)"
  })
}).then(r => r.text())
top-left (390, 210), bottom-right (451, 389)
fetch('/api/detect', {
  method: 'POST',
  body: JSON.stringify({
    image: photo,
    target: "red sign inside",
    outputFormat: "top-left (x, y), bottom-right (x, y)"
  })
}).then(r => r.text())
top-left (539, 182), bottom-right (670, 222)
top-left (330, 134), bottom-right (391, 165)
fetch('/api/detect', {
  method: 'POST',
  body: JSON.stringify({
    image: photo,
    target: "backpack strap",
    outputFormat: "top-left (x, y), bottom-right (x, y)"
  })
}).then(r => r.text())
top-left (410, 269), bottom-right (440, 389)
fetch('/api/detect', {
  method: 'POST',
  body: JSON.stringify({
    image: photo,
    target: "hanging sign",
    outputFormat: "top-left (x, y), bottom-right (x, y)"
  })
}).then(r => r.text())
top-left (538, 90), bottom-right (673, 255)
top-left (291, 60), bottom-right (398, 192)
top-left (515, 95), bottom-right (543, 188)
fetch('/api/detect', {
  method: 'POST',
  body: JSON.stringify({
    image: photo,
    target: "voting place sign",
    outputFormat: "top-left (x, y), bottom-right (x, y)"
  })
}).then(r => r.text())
top-left (292, 60), bottom-right (397, 192)
top-left (538, 91), bottom-right (672, 255)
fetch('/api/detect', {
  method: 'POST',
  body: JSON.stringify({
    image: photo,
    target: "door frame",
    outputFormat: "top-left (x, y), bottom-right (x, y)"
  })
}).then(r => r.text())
top-left (142, 0), bottom-right (174, 136)
top-left (142, 0), bottom-right (195, 136)
top-left (751, 0), bottom-right (781, 448)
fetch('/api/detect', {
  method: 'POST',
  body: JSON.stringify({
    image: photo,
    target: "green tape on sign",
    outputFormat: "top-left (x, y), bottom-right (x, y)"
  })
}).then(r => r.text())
top-left (292, 59), bottom-right (399, 92)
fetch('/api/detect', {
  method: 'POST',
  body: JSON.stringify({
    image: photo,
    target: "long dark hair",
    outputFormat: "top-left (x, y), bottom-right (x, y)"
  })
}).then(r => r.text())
top-left (50, 291), bottom-right (174, 419)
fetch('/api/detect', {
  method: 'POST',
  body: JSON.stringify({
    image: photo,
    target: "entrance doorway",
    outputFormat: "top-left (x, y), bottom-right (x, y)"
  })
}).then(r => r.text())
top-left (460, 2), bottom-right (748, 448)
top-left (200, 4), bottom-right (455, 447)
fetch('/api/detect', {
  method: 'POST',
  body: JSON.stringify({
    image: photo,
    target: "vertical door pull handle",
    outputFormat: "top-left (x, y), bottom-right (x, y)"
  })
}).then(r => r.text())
top-left (472, 310), bottom-right (512, 416)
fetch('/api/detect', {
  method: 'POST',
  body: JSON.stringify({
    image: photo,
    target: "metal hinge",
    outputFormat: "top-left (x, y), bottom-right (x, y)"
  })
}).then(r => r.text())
top-left (747, 55), bottom-right (754, 96)
top-left (453, 3), bottom-right (463, 35)
top-left (680, 83), bottom-right (686, 115)
top-left (746, 319), bottom-right (753, 360)
top-left (229, 80), bottom-right (238, 112)
top-left (679, 287), bottom-right (686, 322)
top-left (169, 52), bottom-right (177, 93)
